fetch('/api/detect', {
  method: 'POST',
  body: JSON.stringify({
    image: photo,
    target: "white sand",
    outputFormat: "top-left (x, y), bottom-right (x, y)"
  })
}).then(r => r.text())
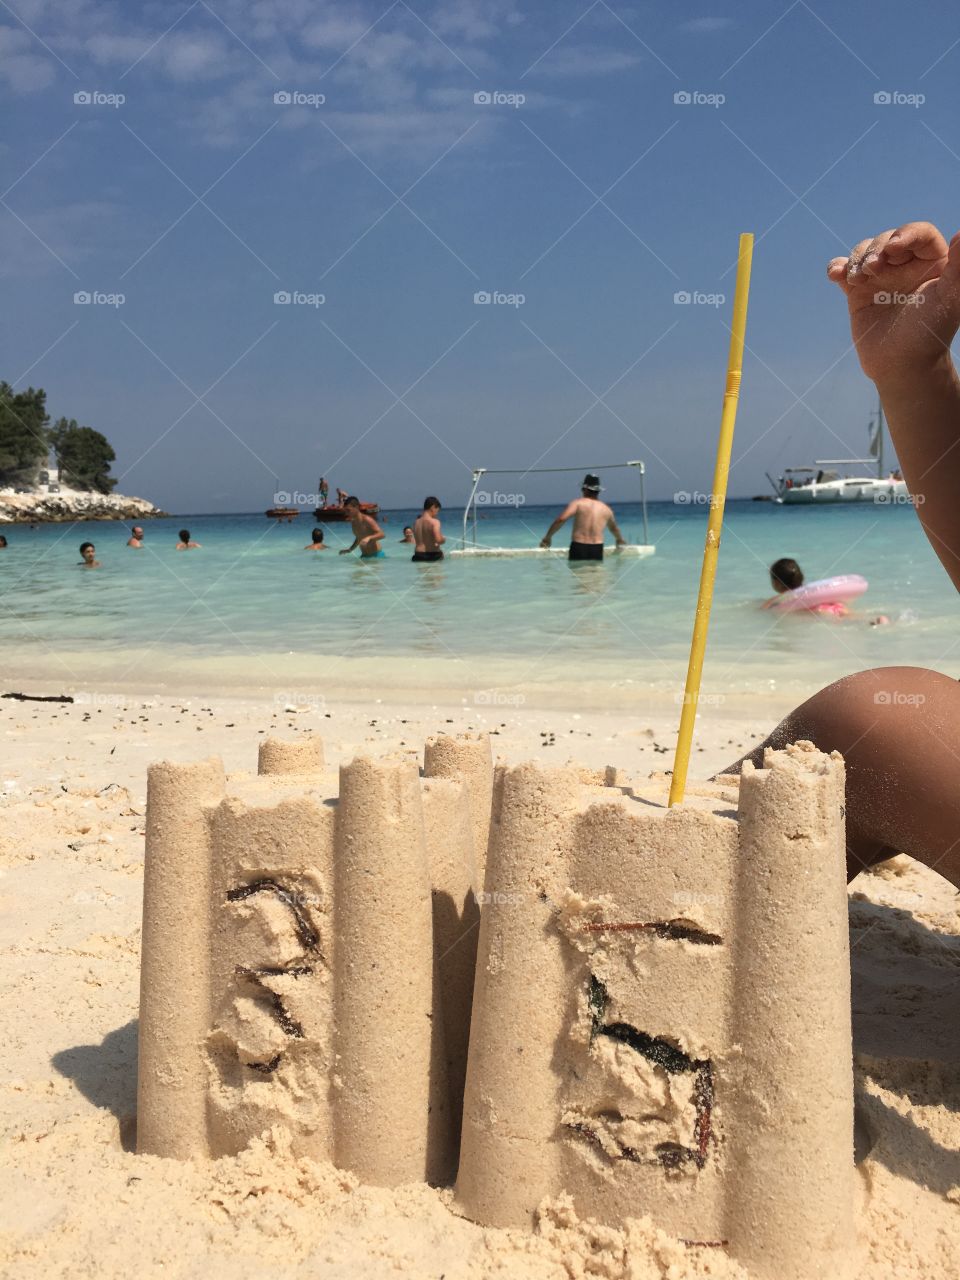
top-left (1, 692), bottom-right (958, 1278)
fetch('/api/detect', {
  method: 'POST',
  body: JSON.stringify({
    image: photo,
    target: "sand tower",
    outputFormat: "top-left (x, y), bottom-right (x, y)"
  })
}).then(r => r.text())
top-left (454, 741), bottom-right (857, 1280)
top-left (137, 732), bottom-right (491, 1185)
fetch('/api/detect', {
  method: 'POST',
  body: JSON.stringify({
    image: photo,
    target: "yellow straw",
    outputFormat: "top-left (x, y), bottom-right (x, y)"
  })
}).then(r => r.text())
top-left (668, 233), bottom-right (754, 807)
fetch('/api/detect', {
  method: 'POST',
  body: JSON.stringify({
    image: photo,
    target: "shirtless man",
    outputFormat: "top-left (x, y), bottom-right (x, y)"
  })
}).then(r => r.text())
top-left (412, 497), bottom-right (445, 562)
top-left (127, 526), bottom-right (144, 548)
top-left (339, 497), bottom-right (386, 559)
top-left (540, 474), bottom-right (627, 561)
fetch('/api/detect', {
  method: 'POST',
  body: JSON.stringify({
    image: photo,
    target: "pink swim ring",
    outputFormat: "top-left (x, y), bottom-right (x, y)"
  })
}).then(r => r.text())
top-left (773, 574), bottom-right (868, 613)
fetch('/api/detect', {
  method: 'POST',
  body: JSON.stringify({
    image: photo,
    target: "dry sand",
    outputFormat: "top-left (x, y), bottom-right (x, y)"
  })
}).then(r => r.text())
top-left (0, 691), bottom-right (958, 1278)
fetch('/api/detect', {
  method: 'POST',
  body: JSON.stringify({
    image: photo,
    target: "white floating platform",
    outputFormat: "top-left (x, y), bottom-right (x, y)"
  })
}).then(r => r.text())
top-left (449, 544), bottom-right (656, 559)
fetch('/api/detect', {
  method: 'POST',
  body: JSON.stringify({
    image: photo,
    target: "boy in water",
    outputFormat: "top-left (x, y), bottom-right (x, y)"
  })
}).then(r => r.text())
top-left (339, 497), bottom-right (386, 559)
top-left (304, 528), bottom-right (329, 550)
top-left (727, 221), bottom-right (960, 890)
top-left (78, 542), bottom-right (100, 568)
top-left (540, 474), bottom-right (627, 560)
top-left (412, 497), bottom-right (445, 562)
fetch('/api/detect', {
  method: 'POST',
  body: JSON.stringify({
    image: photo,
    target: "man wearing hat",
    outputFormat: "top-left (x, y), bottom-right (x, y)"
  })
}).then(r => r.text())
top-left (540, 473), bottom-right (627, 561)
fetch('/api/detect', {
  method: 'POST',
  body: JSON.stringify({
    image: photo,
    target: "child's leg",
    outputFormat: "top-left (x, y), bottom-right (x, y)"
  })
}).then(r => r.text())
top-left (723, 666), bottom-right (960, 888)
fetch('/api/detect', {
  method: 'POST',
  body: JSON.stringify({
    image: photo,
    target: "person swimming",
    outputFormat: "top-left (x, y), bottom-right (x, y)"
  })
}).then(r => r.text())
top-left (412, 497), bottom-right (445, 562)
top-left (339, 497), bottom-right (386, 558)
top-left (763, 558), bottom-right (849, 615)
top-left (127, 526), bottom-right (145, 548)
top-left (0, 535), bottom-right (7, 549)
top-left (78, 541), bottom-right (101, 568)
top-left (540, 474), bottom-right (627, 560)
top-left (400, 526), bottom-right (415, 544)
top-left (176, 529), bottom-right (201, 550)
top-left (305, 527), bottom-right (329, 550)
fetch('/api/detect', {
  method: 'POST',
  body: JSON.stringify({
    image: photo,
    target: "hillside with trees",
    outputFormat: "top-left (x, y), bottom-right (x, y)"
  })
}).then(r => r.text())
top-left (0, 383), bottom-right (118, 494)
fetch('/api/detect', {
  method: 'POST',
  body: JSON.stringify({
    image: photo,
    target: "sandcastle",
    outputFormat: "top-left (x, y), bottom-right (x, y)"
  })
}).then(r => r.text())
top-left (138, 732), bottom-right (857, 1280)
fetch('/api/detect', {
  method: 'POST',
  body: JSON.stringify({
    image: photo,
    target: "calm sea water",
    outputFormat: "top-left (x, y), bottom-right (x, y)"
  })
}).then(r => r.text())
top-left (0, 501), bottom-right (956, 701)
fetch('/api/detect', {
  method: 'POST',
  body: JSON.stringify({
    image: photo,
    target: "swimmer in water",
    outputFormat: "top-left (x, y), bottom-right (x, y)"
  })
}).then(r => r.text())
top-left (761, 558), bottom-right (850, 614)
top-left (540, 474), bottom-right (627, 560)
top-left (176, 529), bottom-right (201, 550)
top-left (0, 535), bottom-right (7, 549)
top-left (412, 497), bottom-right (445, 562)
top-left (339, 497), bottom-right (386, 558)
top-left (79, 541), bottom-right (101, 568)
top-left (304, 527), bottom-right (329, 550)
top-left (400, 526), bottom-right (415, 544)
top-left (127, 526), bottom-right (145, 548)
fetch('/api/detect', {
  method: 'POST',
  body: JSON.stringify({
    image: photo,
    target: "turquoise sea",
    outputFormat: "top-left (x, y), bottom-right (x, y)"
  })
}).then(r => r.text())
top-left (0, 501), bottom-right (956, 706)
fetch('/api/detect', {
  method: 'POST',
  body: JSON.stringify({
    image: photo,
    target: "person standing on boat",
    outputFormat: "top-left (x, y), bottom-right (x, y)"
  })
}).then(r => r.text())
top-left (412, 497), bottom-right (445, 562)
top-left (540, 474), bottom-right (627, 561)
top-left (339, 497), bottom-right (386, 559)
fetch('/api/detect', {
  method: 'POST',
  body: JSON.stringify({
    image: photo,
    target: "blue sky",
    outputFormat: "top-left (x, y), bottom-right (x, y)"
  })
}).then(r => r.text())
top-left (3, 0), bottom-right (960, 512)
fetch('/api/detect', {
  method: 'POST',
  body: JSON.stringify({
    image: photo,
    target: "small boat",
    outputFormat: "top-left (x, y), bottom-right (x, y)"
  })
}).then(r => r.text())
top-left (768, 397), bottom-right (907, 505)
top-left (265, 506), bottom-right (300, 520)
top-left (314, 502), bottom-right (379, 523)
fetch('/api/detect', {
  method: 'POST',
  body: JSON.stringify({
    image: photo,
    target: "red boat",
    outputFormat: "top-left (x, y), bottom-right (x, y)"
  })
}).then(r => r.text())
top-left (314, 502), bottom-right (379, 522)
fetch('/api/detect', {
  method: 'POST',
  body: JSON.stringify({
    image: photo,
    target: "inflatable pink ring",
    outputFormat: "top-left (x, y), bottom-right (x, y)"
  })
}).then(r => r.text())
top-left (774, 574), bottom-right (868, 612)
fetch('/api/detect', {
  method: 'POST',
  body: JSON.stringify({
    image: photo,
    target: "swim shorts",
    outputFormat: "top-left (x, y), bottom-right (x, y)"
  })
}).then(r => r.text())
top-left (569, 541), bottom-right (603, 562)
top-left (412, 551), bottom-right (444, 562)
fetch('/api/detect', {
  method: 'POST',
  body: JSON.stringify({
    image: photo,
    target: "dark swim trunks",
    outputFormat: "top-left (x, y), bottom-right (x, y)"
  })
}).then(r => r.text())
top-left (569, 541), bottom-right (603, 562)
top-left (412, 550), bottom-right (444, 562)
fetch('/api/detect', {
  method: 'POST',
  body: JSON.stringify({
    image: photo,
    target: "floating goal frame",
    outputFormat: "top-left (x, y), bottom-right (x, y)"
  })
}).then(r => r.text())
top-left (457, 460), bottom-right (652, 554)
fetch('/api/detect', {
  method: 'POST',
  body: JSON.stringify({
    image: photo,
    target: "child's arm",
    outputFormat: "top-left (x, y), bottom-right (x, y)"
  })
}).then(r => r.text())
top-left (828, 222), bottom-right (960, 590)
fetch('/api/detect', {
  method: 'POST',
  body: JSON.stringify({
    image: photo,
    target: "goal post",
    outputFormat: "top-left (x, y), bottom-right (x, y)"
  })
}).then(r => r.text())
top-left (459, 460), bottom-right (650, 551)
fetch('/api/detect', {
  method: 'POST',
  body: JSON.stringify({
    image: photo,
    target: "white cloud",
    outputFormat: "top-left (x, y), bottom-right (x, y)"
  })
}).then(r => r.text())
top-left (526, 45), bottom-right (642, 77)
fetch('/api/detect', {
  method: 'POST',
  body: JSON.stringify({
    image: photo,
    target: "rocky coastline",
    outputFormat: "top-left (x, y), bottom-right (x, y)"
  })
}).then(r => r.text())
top-left (0, 488), bottom-right (168, 524)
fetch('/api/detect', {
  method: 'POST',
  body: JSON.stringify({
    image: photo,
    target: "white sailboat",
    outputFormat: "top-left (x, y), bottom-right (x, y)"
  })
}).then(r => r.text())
top-left (768, 399), bottom-right (907, 505)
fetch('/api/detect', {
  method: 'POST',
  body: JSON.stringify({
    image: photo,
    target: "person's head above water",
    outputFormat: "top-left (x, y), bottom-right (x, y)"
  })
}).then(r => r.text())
top-left (79, 541), bottom-right (96, 563)
top-left (178, 529), bottom-right (190, 542)
top-left (423, 496), bottom-right (441, 513)
top-left (311, 528), bottom-right (324, 543)
top-left (770, 557), bottom-right (804, 593)
top-left (132, 526), bottom-right (144, 538)
top-left (581, 473), bottom-right (602, 497)
top-left (0, 535), bottom-right (7, 548)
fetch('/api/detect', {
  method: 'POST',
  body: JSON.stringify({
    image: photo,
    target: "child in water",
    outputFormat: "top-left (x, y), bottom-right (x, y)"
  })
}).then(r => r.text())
top-left (727, 220), bottom-right (960, 890)
top-left (763, 558), bottom-right (849, 617)
top-left (304, 528), bottom-right (329, 550)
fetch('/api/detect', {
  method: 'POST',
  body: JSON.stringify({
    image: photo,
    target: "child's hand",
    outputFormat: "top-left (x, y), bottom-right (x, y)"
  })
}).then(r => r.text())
top-left (827, 222), bottom-right (960, 383)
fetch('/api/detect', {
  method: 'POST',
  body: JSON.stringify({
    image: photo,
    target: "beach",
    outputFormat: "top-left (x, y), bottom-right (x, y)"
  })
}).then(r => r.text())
top-left (1, 689), bottom-right (958, 1279)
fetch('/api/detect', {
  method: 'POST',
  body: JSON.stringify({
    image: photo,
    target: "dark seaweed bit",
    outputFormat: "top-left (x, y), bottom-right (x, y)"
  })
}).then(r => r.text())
top-left (583, 972), bottom-right (715, 1171)
top-left (245, 1053), bottom-right (282, 1075)
top-left (234, 966), bottom-right (306, 1038)
top-left (582, 920), bottom-right (722, 946)
top-left (226, 879), bottom-right (319, 951)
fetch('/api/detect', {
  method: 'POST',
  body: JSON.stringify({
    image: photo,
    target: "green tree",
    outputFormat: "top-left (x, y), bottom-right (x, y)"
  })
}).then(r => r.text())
top-left (50, 418), bottom-right (117, 493)
top-left (0, 383), bottom-right (49, 484)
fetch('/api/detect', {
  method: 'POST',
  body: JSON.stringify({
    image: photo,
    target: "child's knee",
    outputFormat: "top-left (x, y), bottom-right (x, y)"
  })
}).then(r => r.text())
top-left (788, 666), bottom-right (953, 746)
